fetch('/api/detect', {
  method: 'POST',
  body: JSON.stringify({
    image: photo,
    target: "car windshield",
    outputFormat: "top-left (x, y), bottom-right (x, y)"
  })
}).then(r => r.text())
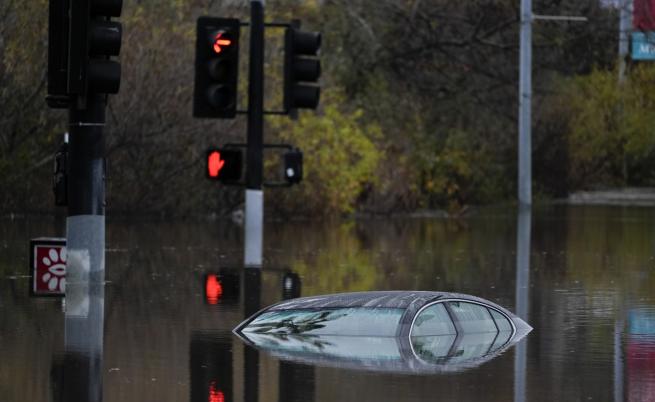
top-left (242, 307), bottom-right (404, 336)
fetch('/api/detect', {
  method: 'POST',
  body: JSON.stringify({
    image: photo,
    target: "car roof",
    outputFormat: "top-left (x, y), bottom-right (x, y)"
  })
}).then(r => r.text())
top-left (267, 290), bottom-right (511, 313)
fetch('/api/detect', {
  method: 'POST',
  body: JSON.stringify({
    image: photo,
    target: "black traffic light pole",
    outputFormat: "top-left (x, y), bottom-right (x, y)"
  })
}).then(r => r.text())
top-left (66, 92), bottom-right (106, 293)
top-left (244, 0), bottom-right (265, 268)
top-left (58, 3), bottom-right (121, 400)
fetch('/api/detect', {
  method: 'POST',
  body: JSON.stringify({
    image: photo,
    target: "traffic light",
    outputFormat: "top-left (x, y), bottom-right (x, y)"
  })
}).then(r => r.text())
top-left (194, 17), bottom-right (240, 118)
top-left (283, 149), bottom-right (303, 184)
top-left (204, 271), bottom-right (240, 305)
top-left (206, 148), bottom-right (243, 182)
top-left (284, 25), bottom-right (321, 111)
top-left (68, 0), bottom-right (123, 98)
top-left (47, 0), bottom-right (70, 109)
top-left (282, 272), bottom-right (301, 300)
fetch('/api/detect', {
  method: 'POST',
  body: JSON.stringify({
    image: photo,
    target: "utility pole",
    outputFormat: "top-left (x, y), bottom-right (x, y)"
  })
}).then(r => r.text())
top-left (244, 0), bottom-right (265, 268)
top-left (518, 0), bottom-right (532, 206)
top-left (514, 205), bottom-right (531, 402)
top-left (618, 0), bottom-right (632, 82)
top-left (518, 8), bottom-right (586, 206)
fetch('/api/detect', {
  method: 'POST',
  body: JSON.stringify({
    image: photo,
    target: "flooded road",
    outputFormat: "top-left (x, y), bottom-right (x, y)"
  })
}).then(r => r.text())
top-left (1, 205), bottom-right (654, 402)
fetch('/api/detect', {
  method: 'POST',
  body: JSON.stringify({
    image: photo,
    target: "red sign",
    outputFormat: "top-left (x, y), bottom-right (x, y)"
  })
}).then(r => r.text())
top-left (634, 0), bottom-right (655, 30)
top-left (30, 238), bottom-right (66, 296)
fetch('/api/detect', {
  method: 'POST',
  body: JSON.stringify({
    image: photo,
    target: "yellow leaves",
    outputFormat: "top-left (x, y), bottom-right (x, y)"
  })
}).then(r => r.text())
top-left (270, 90), bottom-right (382, 215)
top-left (565, 65), bottom-right (655, 184)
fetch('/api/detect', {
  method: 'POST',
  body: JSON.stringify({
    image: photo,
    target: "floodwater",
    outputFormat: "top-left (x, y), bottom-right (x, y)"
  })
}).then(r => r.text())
top-left (1, 205), bottom-right (654, 402)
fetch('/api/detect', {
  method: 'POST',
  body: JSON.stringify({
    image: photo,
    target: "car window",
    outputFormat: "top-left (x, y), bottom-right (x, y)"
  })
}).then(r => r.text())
top-left (242, 307), bottom-right (404, 336)
top-left (245, 333), bottom-right (403, 360)
top-left (447, 301), bottom-right (497, 333)
top-left (490, 330), bottom-right (512, 352)
top-left (489, 309), bottom-right (512, 332)
top-left (411, 303), bottom-right (456, 336)
top-left (447, 332), bottom-right (498, 363)
top-left (411, 334), bottom-right (456, 362)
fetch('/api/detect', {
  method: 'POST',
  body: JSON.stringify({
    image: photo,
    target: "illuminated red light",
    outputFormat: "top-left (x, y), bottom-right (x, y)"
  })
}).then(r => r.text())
top-left (206, 274), bottom-right (223, 305)
top-left (208, 151), bottom-right (225, 178)
top-left (208, 381), bottom-right (225, 402)
top-left (212, 33), bottom-right (232, 54)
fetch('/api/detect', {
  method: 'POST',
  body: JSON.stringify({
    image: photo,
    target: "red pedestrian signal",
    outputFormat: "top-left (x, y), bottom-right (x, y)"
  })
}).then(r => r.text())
top-left (205, 274), bottom-right (223, 305)
top-left (203, 271), bottom-right (240, 305)
top-left (207, 151), bottom-right (226, 178)
top-left (206, 148), bottom-right (242, 182)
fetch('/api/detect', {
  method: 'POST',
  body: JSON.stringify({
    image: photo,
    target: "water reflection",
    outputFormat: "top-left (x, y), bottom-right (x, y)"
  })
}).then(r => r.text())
top-left (189, 334), bottom-right (233, 402)
top-left (243, 270), bottom-right (261, 402)
top-left (55, 251), bottom-right (105, 402)
top-left (514, 206), bottom-right (530, 402)
top-left (624, 308), bottom-right (655, 402)
top-left (5, 207), bottom-right (655, 401)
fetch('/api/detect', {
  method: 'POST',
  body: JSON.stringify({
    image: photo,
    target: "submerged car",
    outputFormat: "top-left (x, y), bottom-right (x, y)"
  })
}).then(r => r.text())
top-left (234, 291), bottom-right (532, 374)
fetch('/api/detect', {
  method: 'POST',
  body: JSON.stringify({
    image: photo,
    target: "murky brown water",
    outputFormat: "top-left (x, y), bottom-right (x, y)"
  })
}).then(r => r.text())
top-left (1, 205), bottom-right (654, 401)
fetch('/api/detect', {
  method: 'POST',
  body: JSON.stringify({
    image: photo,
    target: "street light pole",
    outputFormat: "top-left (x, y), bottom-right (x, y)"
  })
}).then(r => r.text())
top-left (518, 0), bottom-right (532, 206)
top-left (518, 8), bottom-right (587, 206)
top-left (618, 0), bottom-right (632, 82)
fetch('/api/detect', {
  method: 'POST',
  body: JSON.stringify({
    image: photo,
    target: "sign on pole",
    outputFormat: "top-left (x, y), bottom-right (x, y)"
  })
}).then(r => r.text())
top-left (631, 32), bottom-right (655, 60)
top-left (30, 238), bottom-right (66, 296)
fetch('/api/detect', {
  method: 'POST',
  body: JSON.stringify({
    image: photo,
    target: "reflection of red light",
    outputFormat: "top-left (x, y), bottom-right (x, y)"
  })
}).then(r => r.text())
top-left (213, 33), bottom-right (232, 54)
top-left (206, 274), bottom-right (223, 305)
top-left (208, 381), bottom-right (225, 402)
top-left (208, 151), bottom-right (225, 178)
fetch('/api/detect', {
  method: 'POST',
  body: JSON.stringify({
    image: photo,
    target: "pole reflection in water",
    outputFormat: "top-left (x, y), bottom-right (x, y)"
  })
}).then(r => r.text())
top-left (514, 206), bottom-right (531, 402)
top-left (59, 227), bottom-right (105, 402)
top-left (244, 270), bottom-right (261, 402)
top-left (614, 318), bottom-right (624, 402)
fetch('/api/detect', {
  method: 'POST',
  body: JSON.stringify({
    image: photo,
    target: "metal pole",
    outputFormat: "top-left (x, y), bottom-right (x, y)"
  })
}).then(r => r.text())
top-left (618, 0), bottom-right (632, 82)
top-left (518, 0), bottom-right (532, 206)
top-left (64, 92), bottom-right (106, 402)
top-left (243, 269), bottom-right (261, 402)
top-left (613, 318), bottom-right (624, 402)
top-left (514, 205), bottom-right (531, 402)
top-left (66, 92), bottom-right (106, 291)
top-left (244, 0), bottom-right (265, 268)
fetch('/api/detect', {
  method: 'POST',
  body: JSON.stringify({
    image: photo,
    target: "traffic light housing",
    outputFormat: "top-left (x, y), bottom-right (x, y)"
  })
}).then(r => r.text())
top-left (47, 0), bottom-right (71, 109)
top-left (282, 272), bottom-right (301, 300)
top-left (206, 148), bottom-right (243, 182)
top-left (283, 149), bottom-right (303, 184)
top-left (204, 270), bottom-right (240, 305)
top-left (284, 25), bottom-right (321, 111)
top-left (67, 0), bottom-right (123, 99)
top-left (194, 17), bottom-right (240, 118)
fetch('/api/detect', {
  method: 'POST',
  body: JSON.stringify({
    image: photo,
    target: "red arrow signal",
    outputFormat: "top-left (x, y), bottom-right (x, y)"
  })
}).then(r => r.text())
top-left (212, 32), bottom-right (232, 54)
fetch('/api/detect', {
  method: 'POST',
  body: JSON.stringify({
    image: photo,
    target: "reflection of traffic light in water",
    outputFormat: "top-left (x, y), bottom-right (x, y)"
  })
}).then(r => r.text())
top-left (279, 361), bottom-right (315, 402)
top-left (279, 271), bottom-right (313, 402)
top-left (190, 334), bottom-right (232, 402)
top-left (208, 380), bottom-right (225, 402)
